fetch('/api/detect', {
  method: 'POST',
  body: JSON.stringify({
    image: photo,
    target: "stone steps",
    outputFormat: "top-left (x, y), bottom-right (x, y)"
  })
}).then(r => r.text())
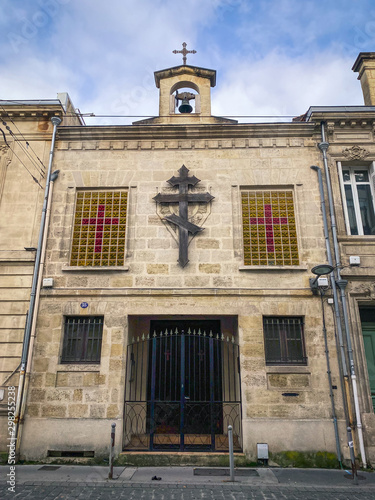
top-left (116, 451), bottom-right (250, 467)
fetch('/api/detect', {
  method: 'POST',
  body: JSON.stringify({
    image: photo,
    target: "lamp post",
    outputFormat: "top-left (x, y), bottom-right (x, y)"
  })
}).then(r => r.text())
top-left (310, 264), bottom-right (342, 466)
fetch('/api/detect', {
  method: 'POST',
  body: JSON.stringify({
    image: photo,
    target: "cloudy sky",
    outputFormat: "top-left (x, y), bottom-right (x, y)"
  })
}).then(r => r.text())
top-left (1, 0), bottom-right (375, 124)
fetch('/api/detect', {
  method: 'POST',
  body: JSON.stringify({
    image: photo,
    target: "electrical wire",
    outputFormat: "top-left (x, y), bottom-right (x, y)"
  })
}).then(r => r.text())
top-left (0, 105), bottom-right (47, 175)
top-left (2, 122), bottom-right (45, 178)
top-left (0, 127), bottom-right (10, 147)
top-left (70, 114), bottom-right (300, 119)
top-left (0, 102), bottom-right (301, 119)
top-left (7, 142), bottom-right (43, 189)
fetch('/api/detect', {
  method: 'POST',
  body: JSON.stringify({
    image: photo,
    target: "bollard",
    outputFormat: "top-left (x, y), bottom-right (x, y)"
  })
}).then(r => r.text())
top-left (347, 427), bottom-right (358, 485)
top-left (228, 425), bottom-right (235, 482)
top-left (108, 422), bottom-right (116, 480)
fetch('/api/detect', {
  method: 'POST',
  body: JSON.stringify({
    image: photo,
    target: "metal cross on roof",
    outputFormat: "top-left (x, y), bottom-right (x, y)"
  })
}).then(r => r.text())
top-left (172, 42), bottom-right (197, 65)
top-left (153, 165), bottom-right (214, 267)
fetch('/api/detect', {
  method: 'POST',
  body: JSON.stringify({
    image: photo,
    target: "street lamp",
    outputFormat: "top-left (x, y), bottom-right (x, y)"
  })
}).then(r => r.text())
top-left (311, 264), bottom-right (334, 276)
top-left (310, 264), bottom-right (334, 295)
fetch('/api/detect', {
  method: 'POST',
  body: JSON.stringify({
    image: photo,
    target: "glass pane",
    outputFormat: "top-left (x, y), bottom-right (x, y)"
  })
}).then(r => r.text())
top-left (71, 190), bottom-right (128, 267)
top-left (241, 190), bottom-right (299, 266)
top-left (355, 171), bottom-right (369, 182)
top-left (357, 185), bottom-right (375, 235)
top-left (286, 321), bottom-right (303, 362)
top-left (342, 170), bottom-right (350, 182)
top-left (344, 185), bottom-right (358, 235)
top-left (264, 320), bottom-right (281, 362)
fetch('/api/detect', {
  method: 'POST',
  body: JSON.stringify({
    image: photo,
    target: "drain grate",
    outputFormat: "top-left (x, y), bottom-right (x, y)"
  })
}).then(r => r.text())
top-left (38, 466), bottom-right (61, 471)
top-left (194, 468), bottom-right (259, 477)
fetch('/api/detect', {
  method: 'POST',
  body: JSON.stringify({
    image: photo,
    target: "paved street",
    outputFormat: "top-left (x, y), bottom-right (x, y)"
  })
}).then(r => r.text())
top-left (1, 483), bottom-right (375, 500)
top-left (1, 465), bottom-right (374, 499)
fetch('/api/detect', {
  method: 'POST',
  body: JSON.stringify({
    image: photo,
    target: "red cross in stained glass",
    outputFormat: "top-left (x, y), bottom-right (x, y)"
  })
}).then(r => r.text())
top-left (250, 204), bottom-right (288, 252)
top-left (82, 204), bottom-right (119, 253)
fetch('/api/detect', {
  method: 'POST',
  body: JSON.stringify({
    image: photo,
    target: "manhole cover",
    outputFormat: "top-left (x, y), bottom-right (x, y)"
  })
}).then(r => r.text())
top-left (38, 466), bottom-right (61, 471)
top-left (194, 468), bottom-right (259, 477)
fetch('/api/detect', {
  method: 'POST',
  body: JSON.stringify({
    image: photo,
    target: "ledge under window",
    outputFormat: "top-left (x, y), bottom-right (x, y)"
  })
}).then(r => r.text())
top-left (56, 364), bottom-right (100, 371)
top-left (266, 365), bottom-right (311, 374)
top-left (63, 265), bottom-right (129, 272)
top-left (239, 265), bottom-right (307, 272)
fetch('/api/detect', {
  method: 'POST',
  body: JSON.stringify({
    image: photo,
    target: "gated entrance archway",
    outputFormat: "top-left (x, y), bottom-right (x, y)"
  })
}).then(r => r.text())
top-left (124, 319), bottom-right (242, 452)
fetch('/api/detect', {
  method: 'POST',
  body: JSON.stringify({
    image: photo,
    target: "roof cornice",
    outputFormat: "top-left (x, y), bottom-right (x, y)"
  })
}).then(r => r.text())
top-left (56, 122), bottom-right (316, 141)
top-left (154, 65), bottom-right (216, 87)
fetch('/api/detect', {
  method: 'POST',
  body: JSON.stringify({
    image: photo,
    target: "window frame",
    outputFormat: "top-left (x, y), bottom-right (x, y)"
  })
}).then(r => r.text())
top-left (263, 316), bottom-right (307, 366)
top-left (240, 189), bottom-right (300, 267)
top-left (69, 188), bottom-right (129, 268)
top-left (61, 316), bottom-right (104, 364)
top-left (338, 162), bottom-right (375, 236)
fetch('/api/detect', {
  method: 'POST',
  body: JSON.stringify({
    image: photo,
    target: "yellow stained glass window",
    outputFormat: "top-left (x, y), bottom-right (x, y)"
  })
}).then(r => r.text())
top-left (241, 191), bottom-right (299, 266)
top-left (70, 190), bottom-right (128, 267)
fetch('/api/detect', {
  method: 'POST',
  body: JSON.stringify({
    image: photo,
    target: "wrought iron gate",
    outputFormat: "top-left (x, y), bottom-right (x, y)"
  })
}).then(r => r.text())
top-left (123, 321), bottom-right (242, 452)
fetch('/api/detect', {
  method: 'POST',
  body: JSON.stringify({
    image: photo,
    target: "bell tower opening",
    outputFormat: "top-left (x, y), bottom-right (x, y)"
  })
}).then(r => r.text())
top-left (170, 82), bottom-right (200, 115)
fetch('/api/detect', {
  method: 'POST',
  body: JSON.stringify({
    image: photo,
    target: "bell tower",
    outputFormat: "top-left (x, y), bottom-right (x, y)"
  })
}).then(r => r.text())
top-left (134, 43), bottom-right (236, 125)
top-left (156, 64), bottom-right (215, 122)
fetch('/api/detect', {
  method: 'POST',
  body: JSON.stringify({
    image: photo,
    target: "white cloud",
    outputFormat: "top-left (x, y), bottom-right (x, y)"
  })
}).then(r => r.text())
top-left (212, 51), bottom-right (363, 121)
top-left (0, 0), bottom-right (371, 125)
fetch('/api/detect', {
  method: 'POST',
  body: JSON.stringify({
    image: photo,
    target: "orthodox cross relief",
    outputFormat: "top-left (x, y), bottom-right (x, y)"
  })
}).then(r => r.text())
top-left (153, 165), bottom-right (214, 267)
top-left (172, 42), bottom-right (197, 65)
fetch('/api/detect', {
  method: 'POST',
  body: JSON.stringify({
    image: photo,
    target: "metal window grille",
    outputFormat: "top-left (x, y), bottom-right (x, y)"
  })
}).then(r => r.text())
top-left (241, 190), bottom-right (299, 266)
top-left (263, 317), bottom-right (307, 365)
top-left (62, 316), bottom-right (103, 363)
top-left (70, 190), bottom-right (128, 267)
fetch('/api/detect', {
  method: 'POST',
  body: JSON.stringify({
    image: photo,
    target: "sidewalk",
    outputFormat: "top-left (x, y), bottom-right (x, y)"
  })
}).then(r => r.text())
top-left (1, 464), bottom-right (374, 487)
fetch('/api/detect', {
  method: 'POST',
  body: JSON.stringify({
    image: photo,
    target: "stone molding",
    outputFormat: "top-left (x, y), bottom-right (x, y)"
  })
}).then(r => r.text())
top-left (342, 144), bottom-right (370, 160)
top-left (325, 120), bottom-right (375, 138)
top-left (348, 282), bottom-right (375, 298)
top-left (0, 109), bottom-right (63, 120)
top-left (56, 122), bottom-right (315, 142)
top-left (41, 287), bottom-right (312, 298)
top-left (57, 137), bottom-right (311, 151)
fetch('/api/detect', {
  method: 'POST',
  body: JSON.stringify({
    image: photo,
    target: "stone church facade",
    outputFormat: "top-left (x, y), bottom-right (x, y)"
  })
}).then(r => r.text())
top-left (1, 52), bottom-right (375, 466)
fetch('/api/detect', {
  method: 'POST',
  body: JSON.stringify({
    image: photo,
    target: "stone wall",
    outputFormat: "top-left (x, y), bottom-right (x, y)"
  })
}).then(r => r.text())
top-left (17, 124), bottom-right (351, 461)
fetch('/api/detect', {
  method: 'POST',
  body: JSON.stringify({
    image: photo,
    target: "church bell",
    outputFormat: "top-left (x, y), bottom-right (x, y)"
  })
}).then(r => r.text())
top-left (178, 99), bottom-right (193, 114)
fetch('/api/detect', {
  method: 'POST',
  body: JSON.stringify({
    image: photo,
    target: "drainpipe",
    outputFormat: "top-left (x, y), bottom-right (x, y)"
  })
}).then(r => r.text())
top-left (319, 289), bottom-right (342, 465)
top-left (318, 122), bottom-right (367, 467)
top-left (16, 169), bottom-right (60, 457)
top-left (14, 116), bottom-right (61, 459)
top-left (311, 166), bottom-right (350, 415)
top-left (311, 165), bottom-right (350, 461)
top-left (310, 166), bottom-right (349, 379)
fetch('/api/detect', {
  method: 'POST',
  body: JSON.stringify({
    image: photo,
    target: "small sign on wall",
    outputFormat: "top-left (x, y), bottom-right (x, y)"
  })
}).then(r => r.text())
top-left (80, 302), bottom-right (88, 309)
